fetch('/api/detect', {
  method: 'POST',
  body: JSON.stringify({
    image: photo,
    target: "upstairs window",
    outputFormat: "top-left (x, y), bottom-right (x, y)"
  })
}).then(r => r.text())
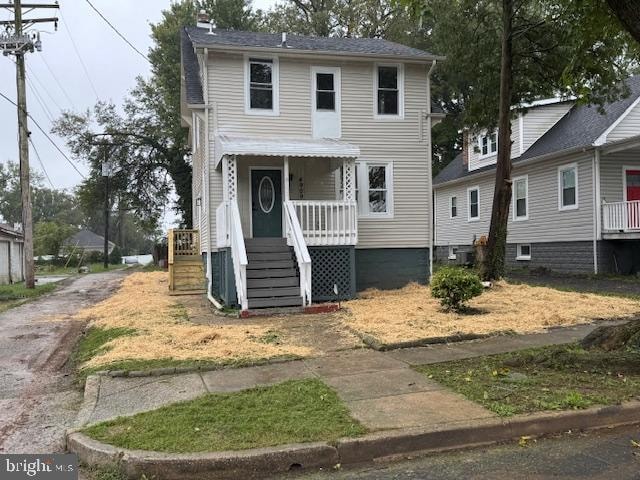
top-left (468, 186), bottom-right (479, 221)
top-left (478, 132), bottom-right (498, 157)
top-left (375, 64), bottom-right (403, 117)
top-left (513, 175), bottom-right (528, 220)
top-left (450, 196), bottom-right (458, 218)
top-left (315, 73), bottom-right (335, 111)
top-left (558, 163), bottom-right (578, 210)
top-left (246, 57), bottom-right (279, 114)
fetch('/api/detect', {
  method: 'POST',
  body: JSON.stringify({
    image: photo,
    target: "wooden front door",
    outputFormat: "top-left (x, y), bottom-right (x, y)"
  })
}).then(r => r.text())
top-left (251, 169), bottom-right (282, 238)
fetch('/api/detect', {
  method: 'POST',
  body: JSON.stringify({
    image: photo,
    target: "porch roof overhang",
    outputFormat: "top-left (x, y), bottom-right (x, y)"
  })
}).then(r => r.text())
top-left (214, 134), bottom-right (360, 168)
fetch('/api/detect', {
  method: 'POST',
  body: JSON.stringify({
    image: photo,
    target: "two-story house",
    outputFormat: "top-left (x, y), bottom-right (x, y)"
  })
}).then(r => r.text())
top-left (433, 76), bottom-right (640, 275)
top-left (180, 21), bottom-right (443, 311)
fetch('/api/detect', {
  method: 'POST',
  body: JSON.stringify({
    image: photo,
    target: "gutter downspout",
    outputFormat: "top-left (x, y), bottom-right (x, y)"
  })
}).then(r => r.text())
top-left (426, 59), bottom-right (437, 281)
top-left (592, 148), bottom-right (601, 275)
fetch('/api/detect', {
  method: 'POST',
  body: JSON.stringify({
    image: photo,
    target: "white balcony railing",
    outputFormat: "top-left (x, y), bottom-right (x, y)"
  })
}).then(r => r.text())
top-left (602, 200), bottom-right (640, 232)
top-left (290, 200), bottom-right (358, 246)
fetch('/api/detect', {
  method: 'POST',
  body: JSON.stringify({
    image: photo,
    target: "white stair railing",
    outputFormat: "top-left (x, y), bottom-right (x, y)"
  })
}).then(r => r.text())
top-left (228, 201), bottom-right (248, 310)
top-left (602, 200), bottom-right (640, 232)
top-left (284, 201), bottom-right (312, 306)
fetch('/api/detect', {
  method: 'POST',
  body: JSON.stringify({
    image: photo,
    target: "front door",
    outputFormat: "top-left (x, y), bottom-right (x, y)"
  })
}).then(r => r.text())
top-left (251, 169), bottom-right (282, 237)
top-left (626, 169), bottom-right (640, 230)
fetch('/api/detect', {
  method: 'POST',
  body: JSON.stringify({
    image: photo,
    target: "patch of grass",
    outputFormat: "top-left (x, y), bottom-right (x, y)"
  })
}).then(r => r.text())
top-left (259, 330), bottom-right (282, 345)
top-left (83, 379), bottom-right (366, 452)
top-left (81, 465), bottom-right (126, 480)
top-left (415, 344), bottom-right (640, 417)
top-left (0, 282), bottom-right (57, 313)
top-left (73, 327), bottom-right (137, 367)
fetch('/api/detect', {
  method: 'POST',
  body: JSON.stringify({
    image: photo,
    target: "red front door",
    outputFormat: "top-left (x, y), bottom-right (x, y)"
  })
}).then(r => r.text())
top-left (626, 170), bottom-right (640, 230)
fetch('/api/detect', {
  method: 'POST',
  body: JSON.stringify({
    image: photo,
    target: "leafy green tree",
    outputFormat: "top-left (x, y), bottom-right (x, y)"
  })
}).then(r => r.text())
top-left (33, 221), bottom-right (77, 257)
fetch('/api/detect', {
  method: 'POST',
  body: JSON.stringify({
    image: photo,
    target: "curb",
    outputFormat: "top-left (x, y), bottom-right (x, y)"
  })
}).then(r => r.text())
top-left (68, 401), bottom-right (640, 479)
top-left (354, 330), bottom-right (516, 351)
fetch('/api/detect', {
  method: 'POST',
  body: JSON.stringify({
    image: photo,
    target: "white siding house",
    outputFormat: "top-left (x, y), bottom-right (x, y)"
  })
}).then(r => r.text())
top-left (434, 77), bottom-right (640, 275)
top-left (181, 26), bottom-right (444, 310)
top-left (0, 224), bottom-right (24, 285)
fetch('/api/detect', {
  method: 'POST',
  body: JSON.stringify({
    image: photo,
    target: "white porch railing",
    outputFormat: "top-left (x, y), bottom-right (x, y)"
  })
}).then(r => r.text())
top-left (602, 200), bottom-right (640, 232)
top-left (284, 201), bottom-right (312, 306)
top-left (217, 201), bottom-right (248, 310)
top-left (290, 200), bottom-right (358, 246)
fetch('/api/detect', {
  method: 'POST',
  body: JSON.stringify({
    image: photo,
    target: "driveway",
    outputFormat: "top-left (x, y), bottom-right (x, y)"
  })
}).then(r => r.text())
top-left (0, 270), bottom-right (128, 453)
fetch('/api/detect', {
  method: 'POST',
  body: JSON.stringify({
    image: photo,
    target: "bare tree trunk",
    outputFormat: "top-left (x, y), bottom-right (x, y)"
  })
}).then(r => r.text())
top-left (481, 0), bottom-right (514, 281)
top-left (606, 0), bottom-right (640, 44)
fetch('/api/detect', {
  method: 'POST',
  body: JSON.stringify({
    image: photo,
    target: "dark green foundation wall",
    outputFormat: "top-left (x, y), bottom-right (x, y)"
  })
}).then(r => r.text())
top-left (207, 249), bottom-right (238, 308)
top-left (355, 248), bottom-right (430, 291)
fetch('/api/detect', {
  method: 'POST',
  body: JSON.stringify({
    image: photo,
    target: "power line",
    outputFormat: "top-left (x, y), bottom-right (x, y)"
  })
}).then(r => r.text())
top-left (24, 72), bottom-right (55, 123)
top-left (0, 90), bottom-right (86, 179)
top-left (59, 11), bottom-right (100, 101)
top-left (83, 0), bottom-right (149, 62)
top-left (25, 63), bottom-right (65, 113)
top-left (29, 137), bottom-right (55, 189)
top-left (40, 54), bottom-right (75, 109)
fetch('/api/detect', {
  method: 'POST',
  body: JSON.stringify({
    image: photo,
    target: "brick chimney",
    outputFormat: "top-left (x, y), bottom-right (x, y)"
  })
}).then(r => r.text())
top-left (197, 10), bottom-right (210, 28)
top-left (462, 130), bottom-right (469, 166)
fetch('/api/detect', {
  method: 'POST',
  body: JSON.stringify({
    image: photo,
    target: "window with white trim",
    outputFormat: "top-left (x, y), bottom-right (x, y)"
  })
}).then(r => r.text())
top-left (513, 175), bottom-right (528, 220)
top-left (315, 72), bottom-right (335, 111)
top-left (375, 64), bottom-right (403, 117)
top-left (478, 132), bottom-right (498, 157)
top-left (355, 161), bottom-right (393, 216)
top-left (468, 186), bottom-right (479, 221)
top-left (558, 163), bottom-right (578, 210)
top-left (516, 243), bottom-right (531, 260)
top-left (448, 245), bottom-right (458, 260)
top-left (246, 57), bottom-right (278, 114)
top-left (450, 196), bottom-right (458, 218)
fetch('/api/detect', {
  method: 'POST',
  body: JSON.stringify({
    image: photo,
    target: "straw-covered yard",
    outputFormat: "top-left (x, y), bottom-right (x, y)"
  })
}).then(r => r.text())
top-left (341, 282), bottom-right (640, 345)
top-left (73, 272), bottom-right (319, 371)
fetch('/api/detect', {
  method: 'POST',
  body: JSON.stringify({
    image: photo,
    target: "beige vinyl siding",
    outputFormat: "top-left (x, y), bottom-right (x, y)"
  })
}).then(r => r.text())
top-left (192, 118), bottom-right (207, 252)
top-left (600, 151), bottom-right (640, 203)
top-left (435, 152), bottom-right (595, 246)
top-left (607, 102), bottom-right (640, 142)
top-left (206, 52), bottom-right (431, 249)
top-left (521, 103), bottom-right (573, 151)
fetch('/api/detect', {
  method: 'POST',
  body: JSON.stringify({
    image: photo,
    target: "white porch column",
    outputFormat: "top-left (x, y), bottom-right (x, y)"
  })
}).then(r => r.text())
top-left (283, 155), bottom-right (290, 201)
top-left (343, 157), bottom-right (356, 202)
top-left (222, 154), bottom-right (238, 202)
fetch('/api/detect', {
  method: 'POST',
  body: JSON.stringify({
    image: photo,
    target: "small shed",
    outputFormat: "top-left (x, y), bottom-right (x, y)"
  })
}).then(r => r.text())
top-left (0, 224), bottom-right (25, 285)
top-left (62, 230), bottom-right (116, 254)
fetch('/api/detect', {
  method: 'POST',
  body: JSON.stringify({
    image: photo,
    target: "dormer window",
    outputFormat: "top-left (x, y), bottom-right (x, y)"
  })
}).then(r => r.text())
top-left (245, 56), bottom-right (279, 115)
top-left (478, 132), bottom-right (498, 157)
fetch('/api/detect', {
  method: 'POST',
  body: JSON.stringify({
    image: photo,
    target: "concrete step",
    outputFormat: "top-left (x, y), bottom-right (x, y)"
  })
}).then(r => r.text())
top-left (248, 295), bottom-right (303, 309)
top-left (247, 286), bottom-right (301, 298)
top-left (246, 260), bottom-right (295, 270)
top-left (247, 252), bottom-right (293, 262)
top-left (246, 268), bottom-right (297, 279)
top-left (247, 276), bottom-right (299, 289)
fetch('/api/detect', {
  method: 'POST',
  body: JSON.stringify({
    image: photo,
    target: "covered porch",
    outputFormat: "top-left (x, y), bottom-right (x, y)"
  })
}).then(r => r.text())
top-left (213, 135), bottom-right (360, 311)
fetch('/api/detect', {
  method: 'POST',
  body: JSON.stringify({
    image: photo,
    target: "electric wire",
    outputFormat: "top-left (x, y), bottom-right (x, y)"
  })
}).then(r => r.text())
top-left (59, 11), bottom-right (100, 101)
top-left (40, 54), bottom-right (76, 109)
top-left (83, 0), bottom-right (149, 62)
top-left (0, 90), bottom-right (87, 179)
top-left (29, 136), bottom-right (55, 189)
top-left (25, 63), bottom-right (65, 113)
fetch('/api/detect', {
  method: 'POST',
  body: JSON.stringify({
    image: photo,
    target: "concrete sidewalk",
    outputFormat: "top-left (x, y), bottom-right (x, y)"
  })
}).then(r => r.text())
top-left (77, 322), bottom-right (609, 431)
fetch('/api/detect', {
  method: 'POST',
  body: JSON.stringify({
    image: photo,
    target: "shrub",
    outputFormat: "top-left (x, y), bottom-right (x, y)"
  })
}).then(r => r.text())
top-left (431, 266), bottom-right (483, 311)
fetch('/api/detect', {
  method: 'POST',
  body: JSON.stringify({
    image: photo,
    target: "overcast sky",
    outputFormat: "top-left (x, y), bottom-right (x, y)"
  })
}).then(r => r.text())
top-left (0, 0), bottom-right (276, 227)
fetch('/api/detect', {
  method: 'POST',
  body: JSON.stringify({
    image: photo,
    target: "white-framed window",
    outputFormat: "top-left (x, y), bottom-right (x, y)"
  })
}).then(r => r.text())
top-left (516, 243), bottom-right (531, 260)
top-left (245, 56), bottom-right (279, 115)
top-left (315, 71), bottom-right (336, 111)
top-left (374, 63), bottom-right (404, 119)
top-left (512, 175), bottom-right (528, 220)
top-left (467, 186), bottom-right (480, 221)
top-left (356, 161), bottom-right (394, 217)
top-left (558, 163), bottom-right (578, 210)
top-left (450, 196), bottom-right (458, 218)
top-left (448, 245), bottom-right (458, 260)
top-left (478, 131), bottom-right (498, 157)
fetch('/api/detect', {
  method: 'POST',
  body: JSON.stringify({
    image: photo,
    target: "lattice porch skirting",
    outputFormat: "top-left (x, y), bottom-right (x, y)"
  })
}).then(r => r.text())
top-left (309, 246), bottom-right (356, 301)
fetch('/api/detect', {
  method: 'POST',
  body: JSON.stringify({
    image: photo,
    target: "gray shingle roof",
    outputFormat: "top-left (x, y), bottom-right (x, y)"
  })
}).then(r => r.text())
top-left (434, 76), bottom-right (640, 186)
top-left (63, 230), bottom-right (115, 250)
top-left (182, 29), bottom-right (204, 105)
top-left (184, 26), bottom-right (438, 59)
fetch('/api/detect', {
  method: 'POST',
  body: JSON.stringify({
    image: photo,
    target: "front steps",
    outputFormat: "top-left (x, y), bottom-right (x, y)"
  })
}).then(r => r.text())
top-left (245, 238), bottom-right (303, 309)
top-left (169, 254), bottom-right (205, 293)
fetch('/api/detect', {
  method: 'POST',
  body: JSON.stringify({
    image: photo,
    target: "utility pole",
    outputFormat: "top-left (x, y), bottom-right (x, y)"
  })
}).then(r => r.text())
top-left (1, 0), bottom-right (60, 288)
top-left (101, 151), bottom-right (111, 270)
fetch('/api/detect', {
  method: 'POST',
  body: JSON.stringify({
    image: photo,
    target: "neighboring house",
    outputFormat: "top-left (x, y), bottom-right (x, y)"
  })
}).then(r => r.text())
top-left (180, 19), bottom-right (444, 310)
top-left (433, 76), bottom-right (640, 275)
top-left (0, 224), bottom-right (24, 285)
top-left (62, 230), bottom-right (116, 255)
